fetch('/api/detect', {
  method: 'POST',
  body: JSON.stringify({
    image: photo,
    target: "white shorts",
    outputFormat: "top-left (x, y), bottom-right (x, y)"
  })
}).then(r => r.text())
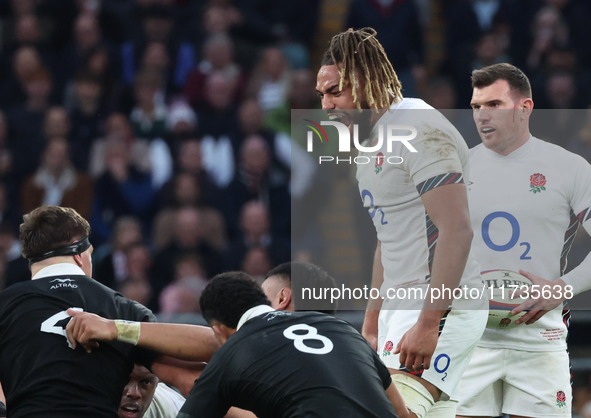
top-left (456, 347), bottom-right (571, 417)
top-left (378, 305), bottom-right (487, 401)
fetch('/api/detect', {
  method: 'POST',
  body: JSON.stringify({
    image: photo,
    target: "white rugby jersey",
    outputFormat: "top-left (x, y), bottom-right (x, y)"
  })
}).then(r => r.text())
top-left (469, 136), bottom-right (591, 351)
top-left (356, 98), bottom-right (482, 301)
top-left (144, 383), bottom-right (186, 418)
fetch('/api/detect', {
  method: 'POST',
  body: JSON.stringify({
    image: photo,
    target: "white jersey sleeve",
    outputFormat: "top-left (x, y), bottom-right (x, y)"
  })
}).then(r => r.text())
top-left (401, 118), bottom-right (465, 188)
top-left (559, 152), bottom-right (591, 295)
top-left (144, 383), bottom-right (185, 418)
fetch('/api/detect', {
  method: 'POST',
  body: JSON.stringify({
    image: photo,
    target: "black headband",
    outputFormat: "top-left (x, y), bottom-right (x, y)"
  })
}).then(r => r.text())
top-left (28, 236), bottom-right (91, 264)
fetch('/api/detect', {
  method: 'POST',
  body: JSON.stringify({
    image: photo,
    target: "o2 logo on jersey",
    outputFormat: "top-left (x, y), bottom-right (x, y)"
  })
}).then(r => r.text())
top-left (434, 353), bottom-right (451, 381)
top-left (283, 324), bottom-right (334, 355)
top-left (361, 190), bottom-right (388, 225)
top-left (482, 212), bottom-right (531, 260)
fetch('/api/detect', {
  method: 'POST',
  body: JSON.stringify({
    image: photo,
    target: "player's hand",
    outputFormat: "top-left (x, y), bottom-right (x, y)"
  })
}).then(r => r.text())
top-left (511, 270), bottom-right (567, 325)
top-left (65, 309), bottom-right (118, 353)
top-left (362, 309), bottom-right (380, 351)
top-left (394, 320), bottom-right (438, 372)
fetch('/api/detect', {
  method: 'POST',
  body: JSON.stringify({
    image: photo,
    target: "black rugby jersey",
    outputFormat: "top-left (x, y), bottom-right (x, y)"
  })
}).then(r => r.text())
top-left (179, 310), bottom-right (397, 418)
top-left (0, 265), bottom-right (158, 418)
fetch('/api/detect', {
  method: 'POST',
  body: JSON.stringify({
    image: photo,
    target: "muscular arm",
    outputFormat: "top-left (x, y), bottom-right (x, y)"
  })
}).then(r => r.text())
top-left (513, 221), bottom-right (591, 324)
top-left (419, 182), bottom-right (473, 321)
top-left (513, 160), bottom-right (591, 323)
top-left (394, 183), bottom-right (473, 371)
top-left (151, 355), bottom-right (206, 396)
top-left (560, 221), bottom-right (591, 295)
top-left (65, 310), bottom-right (220, 361)
top-left (131, 322), bottom-right (220, 361)
top-left (362, 240), bottom-right (384, 350)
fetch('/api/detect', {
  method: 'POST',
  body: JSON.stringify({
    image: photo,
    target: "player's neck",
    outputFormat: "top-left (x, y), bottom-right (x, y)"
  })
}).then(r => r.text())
top-left (369, 95), bottom-right (396, 126)
top-left (212, 323), bottom-right (236, 345)
top-left (30, 257), bottom-right (79, 278)
top-left (497, 130), bottom-right (531, 156)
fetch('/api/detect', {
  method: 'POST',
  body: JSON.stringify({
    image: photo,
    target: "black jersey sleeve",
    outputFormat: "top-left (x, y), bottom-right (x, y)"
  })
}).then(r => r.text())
top-left (116, 295), bottom-right (157, 323)
top-left (177, 356), bottom-right (230, 418)
top-left (373, 350), bottom-right (393, 390)
top-left (115, 296), bottom-right (160, 369)
top-left (0, 400), bottom-right (6, 417)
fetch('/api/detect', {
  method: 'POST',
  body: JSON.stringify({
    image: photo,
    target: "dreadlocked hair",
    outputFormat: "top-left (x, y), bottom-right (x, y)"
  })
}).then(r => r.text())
top-left (321, 27), bottom-right (402, 109)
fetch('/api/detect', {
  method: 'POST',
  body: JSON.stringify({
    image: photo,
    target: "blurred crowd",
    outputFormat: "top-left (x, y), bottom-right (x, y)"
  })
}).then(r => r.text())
top-left (0, 0), bottom-right (590, 321)
top-left (0, 0), bottom-right (312, 314)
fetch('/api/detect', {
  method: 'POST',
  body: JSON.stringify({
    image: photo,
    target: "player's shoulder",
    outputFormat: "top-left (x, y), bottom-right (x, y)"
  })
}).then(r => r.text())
top-left (533, 137), bottom-right (590, 166)
top-left (234, 310), bottom-right (298, 337)
top-left (43, 273), bottom-right (154, 320)
top-left (291, 310), bottom-right (352, 326)
top-left (0, 280), bottom-right (35, 315)
top-left (266, 310), bottom-right (351, 325)
top-left (235, 311), bottom-right (353, 338)
top-left (469, 143), bottom-right (486, 158)
top-left (0, 278), bottom-right (34, 299)
top-left (395, 97), bottom-right (434, 110)
top-left (264, 311), bottom-right (360, 339)
top-left (112, 292), bottom-right (156, 322)
top-left (147, 383), bottom-right (186, 416)
top-left (0, 275), bottom-right (85, 316)
top-left (399, 98), bottom-right (464, 136)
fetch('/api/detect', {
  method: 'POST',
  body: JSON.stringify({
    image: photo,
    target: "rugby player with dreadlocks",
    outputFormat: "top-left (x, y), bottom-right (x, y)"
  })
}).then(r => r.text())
top-left (315, 28), bottom-right (488, 418)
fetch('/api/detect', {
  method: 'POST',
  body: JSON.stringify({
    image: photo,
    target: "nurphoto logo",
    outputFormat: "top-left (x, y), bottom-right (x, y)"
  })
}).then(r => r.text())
top-left (303, 119), bottom-right (418, 165)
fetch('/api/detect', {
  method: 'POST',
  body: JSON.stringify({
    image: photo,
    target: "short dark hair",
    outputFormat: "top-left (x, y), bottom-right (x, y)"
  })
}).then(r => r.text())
top-left (265, 262), bottom-right (292, 284)
top-left (266, 262), bottom-right (338, 315)
top-left (199, 271), bottom-right (270, 329)
top-left (20, 206), bottom-right (91, 259)
top-left (471, 63), bottom-right (532, 99)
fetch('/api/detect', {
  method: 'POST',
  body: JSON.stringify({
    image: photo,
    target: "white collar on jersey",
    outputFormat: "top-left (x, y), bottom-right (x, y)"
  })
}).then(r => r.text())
top-left (32, 263), bottom-right (86, 280)
top-left (236, 305), bottom-right (275, 331)
top-left (485, 134), bottom-right (535, 160)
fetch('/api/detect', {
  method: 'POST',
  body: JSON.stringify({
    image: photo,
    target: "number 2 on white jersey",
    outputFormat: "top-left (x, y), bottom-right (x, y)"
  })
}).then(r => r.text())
top-left (283, 324), bottom-right (334, 355)
top-left (40, 308), bottom-right (83, 349)
top-left (361, 189), bottom-right (388, 225)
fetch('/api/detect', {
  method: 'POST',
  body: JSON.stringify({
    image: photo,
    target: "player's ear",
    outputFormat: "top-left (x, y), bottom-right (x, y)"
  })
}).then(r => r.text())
top-left (277, 287), bottom-right (293, 311)
top-left (211, 324), bottom-right (228, 345)
top-left (73, 253), bottom-right (84, 268)
top-left (521, 97), bottom-right (534, 118)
